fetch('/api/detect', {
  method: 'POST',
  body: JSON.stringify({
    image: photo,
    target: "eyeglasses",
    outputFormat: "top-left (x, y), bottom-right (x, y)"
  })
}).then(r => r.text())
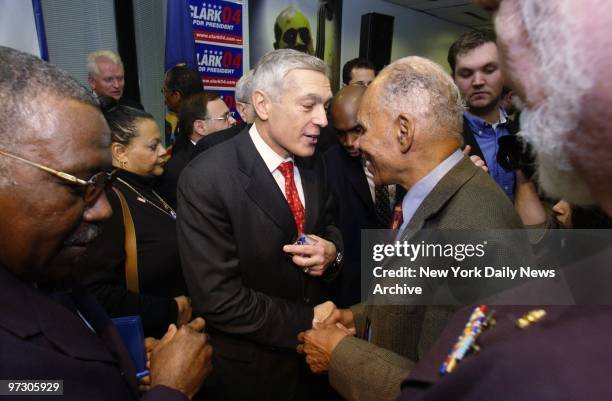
top-left (0, 149), bottom-right (117, 204)
top-left (204, 111), bottom-right (235, 122)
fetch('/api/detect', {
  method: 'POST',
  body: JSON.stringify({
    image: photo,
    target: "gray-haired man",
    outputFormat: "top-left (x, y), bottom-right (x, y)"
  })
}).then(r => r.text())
top-left (87, 50), bottom-right (143, 110)
top-left (177, 49), bottom-right (343, 401)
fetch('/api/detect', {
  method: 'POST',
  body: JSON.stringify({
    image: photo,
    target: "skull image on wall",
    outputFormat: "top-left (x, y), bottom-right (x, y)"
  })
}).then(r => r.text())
top-left (273, 6), bottom-right (315, 55)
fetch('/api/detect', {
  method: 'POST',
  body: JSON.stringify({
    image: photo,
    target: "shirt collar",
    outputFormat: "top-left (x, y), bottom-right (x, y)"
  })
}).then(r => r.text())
top-left (400, 149), bottom-right (464, 229)
top-left (465, 107), bottom-right (508, 136)
top-left (249, 123), bottom-right (293, 172)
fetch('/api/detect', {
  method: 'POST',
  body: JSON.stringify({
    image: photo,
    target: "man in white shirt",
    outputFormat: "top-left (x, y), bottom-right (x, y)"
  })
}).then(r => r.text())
top-left (176, 49), bottom-right (343, 401)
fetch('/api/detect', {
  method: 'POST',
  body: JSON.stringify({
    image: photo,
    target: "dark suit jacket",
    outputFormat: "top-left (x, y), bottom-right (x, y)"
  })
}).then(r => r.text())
top-left (324, 144), bottom-right (378, 307)
top-left (177, 127), bottom-right (343, 401)
top-left (119, 97), bottom-right (145, 111)
top-left (328, 156), bottom-right (526, 401)
top-left (193, 123), bottom-right (245, 158)
top-left (0, 267), bottom-right (186, 401)
top-left (398, 305), bottom-right (612, 401)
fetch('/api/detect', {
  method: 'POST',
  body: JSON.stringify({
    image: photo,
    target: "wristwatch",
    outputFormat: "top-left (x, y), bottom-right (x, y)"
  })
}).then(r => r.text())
top-left (331, 250), bottom-right (343, 268)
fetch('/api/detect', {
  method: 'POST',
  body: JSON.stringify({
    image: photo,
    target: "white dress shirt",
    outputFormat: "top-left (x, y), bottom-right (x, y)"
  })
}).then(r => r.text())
top-left (249, 124), bottom-right (306, 207)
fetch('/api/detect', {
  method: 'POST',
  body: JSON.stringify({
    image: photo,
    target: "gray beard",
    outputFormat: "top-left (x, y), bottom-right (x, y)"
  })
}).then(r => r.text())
top-left (516, 0), bottom-right (595, 205)
top-left (519, 107), bottom-right (593, 205)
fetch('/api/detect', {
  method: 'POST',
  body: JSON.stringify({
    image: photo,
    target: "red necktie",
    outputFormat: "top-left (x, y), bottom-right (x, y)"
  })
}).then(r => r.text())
top-left (278, 161), bottom-right (305, 235)
top-left (390, 202), bottom-right (403, 231)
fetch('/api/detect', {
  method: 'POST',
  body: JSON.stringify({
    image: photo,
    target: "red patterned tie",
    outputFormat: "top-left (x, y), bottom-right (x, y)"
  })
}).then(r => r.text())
top-left (278, 161), bottom-right (305, 235)
top-left (390, 202), bottom-right (403, 231)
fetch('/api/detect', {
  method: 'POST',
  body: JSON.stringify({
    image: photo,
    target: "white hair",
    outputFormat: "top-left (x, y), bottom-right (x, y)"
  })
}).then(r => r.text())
top-left (375, 56), bottom-right (465, 141)
top-left (235, 69), bottom-right (254, 103)
top-left (87, 50), bottom-right (123, 78)
top-left (514, 0), bottom-right (595, 204)
top-left (250, 49), bottom-right (327, 100)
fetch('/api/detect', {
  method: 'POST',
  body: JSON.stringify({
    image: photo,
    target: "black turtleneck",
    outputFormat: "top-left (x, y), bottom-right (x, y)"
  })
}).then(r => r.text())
top-left (78, 169), bottom-right (186, 338)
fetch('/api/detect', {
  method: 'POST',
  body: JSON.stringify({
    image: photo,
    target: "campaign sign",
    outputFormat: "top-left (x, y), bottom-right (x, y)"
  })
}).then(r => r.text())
top-left (195, 43), bottom-right (243, 89)
top-left (190, 0), bottom-right (243, 46)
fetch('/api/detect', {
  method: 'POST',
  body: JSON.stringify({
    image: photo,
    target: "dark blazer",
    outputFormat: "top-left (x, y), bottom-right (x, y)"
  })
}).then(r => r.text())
top-left (119, 97), bottom-right (145, 111)
top-left (324, 144), bottom-right (378, 307)
top-left (157, 125), bottom-right (245, 209)
top-left (0, 267), bottom-right (186, 401)
top-left (327, 156), bottom-right (527, 401)
top-left (398, 305), bottom-right (612, 401)
top-left (177, 127), bottom-right (343, 401)
top-left (193, 123), bottom-right (245, 158)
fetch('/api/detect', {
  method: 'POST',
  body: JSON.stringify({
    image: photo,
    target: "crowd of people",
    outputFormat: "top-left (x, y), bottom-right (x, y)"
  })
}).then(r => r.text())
top-left (2, 0), bottom-right (612, 400)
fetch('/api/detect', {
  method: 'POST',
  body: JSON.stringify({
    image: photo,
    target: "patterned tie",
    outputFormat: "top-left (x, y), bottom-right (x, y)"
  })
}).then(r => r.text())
top-left (278, 161), bottom-right (305, 235)
top-left (374, 185), bottom-right (392, 228)
top-left (390, 202), bottom-right (403, 231)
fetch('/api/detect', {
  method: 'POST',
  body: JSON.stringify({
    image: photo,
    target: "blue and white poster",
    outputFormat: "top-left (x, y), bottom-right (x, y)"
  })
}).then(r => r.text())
top-left (189, 0), bottom-right (247, 113)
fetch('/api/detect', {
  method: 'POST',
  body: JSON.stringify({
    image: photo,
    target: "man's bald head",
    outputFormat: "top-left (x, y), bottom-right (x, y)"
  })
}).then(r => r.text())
top-left (331, 84), bottom-right (367, 157)
top-left (355, 56), bottom-right (464, 188)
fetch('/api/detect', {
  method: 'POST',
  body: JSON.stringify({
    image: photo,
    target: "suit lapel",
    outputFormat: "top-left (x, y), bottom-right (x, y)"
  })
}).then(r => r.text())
top-left (72, 285), bottom-right (140, 398)
top-left (235, 130), bottom-right (297, 238)
top-left (347, 156), bottom-right (375, 214)
top-left (0, 269), bottom-right (118, 365)
top-left (296, 157), bottom-right (319, 234)
top-left (400, 157), bottom-right (478, 242)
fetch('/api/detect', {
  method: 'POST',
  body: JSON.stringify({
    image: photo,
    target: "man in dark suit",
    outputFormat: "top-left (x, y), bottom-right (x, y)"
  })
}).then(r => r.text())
top-left (157, 91), bottom-right (235, 208)
top-left (0, 46), bottom-right (212, 400)
top-left (192, 70), bottom-right (256, 158)
top-left (448, 30), bottom-right (516, 201)
top-left (395, 1), bottom-right (612, 399)
top-left (325, 84), bottom-right (404, 307)
top-left (177, 49), bottom-right (343, 401)
top-left (298, 56), bottom-right (526, 401)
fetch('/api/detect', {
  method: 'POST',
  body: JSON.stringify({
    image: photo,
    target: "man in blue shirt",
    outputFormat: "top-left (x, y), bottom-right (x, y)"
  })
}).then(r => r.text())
top-left (448, 30), bottom-right (516, 201)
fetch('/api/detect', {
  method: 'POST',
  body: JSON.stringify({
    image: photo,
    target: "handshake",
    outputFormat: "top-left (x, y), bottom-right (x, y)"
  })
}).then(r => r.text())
top-left (297, 301), bottom-right (357, 374)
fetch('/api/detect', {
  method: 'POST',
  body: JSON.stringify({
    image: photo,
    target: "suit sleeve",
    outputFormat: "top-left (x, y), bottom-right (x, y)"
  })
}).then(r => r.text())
top-left (78, 189), bottom-right (178, 338)
top-left (329, 336), bottom-right (415, 401)
top-left (177, 165), bottom-right (314, 350)
top-left (141, 385), bottom-right (188, 401)
top-left (318, 154), bottom-right (344, 282)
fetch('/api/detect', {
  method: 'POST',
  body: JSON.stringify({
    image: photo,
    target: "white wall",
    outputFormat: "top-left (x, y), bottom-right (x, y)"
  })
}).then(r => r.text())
top-left (341, 0), bottom-right (468, 74)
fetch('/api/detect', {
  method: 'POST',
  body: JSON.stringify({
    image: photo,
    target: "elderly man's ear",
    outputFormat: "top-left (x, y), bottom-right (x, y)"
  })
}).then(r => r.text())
top-left (252, 89), bottom-right (270, 121)
top-left (397, 114), bottom-right (414, 153)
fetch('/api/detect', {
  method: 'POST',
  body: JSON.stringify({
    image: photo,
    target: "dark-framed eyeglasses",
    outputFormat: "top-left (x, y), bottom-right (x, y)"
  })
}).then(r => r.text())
top-left (0, 149), bottom-right (117, 204)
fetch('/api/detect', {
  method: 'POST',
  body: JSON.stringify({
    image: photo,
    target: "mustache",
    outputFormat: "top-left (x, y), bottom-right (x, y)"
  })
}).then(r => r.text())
top-left (63, 223), bottom-right (101, 247)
